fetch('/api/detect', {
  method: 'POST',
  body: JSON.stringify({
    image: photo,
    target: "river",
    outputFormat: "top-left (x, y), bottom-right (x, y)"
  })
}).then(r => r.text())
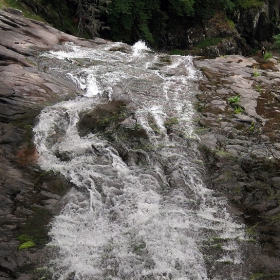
top-left (33, 41), bottom-right (248, 279)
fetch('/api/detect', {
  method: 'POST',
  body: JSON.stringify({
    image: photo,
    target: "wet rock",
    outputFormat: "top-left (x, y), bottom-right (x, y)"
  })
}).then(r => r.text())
top-left (0, 8), bottom-right (99, 279)
top-left (210, 100), bottom-right (227, 111)
top-left (195, 53), bottom-right (280, 277)
top-left (234, 114), bottom-right (253, 123)
top-left (271, 177), bottom-right (280, 190)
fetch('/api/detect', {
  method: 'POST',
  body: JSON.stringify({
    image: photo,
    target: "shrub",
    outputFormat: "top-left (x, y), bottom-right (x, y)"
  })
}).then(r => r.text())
top-left (229, 95), bottom-right (240, 104)
top-left (196, 37), bottom-right (223, 49)
top-left (273, 26), bottom-right (280, 50)
top-left (264, 52), bottom-right (273, 60)
top-left (253, 66), bottom-right (260, 77)
top-left (228, 95), bottom-right (244, 114)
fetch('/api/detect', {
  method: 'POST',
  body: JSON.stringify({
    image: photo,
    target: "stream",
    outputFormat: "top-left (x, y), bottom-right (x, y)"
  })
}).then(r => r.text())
top-left (33, 41), bottom-right (248, 279)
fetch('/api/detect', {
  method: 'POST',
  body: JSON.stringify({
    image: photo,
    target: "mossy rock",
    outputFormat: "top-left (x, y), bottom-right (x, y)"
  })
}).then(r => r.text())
top-left (78, 101), bottom-right (130, 136)
top-left (16, 206), bottom-right (53, 250)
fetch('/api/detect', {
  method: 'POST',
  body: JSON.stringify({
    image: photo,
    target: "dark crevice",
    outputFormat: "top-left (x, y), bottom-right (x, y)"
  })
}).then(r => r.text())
top-left (1, 43), bottom-right (32, 56)
top-left (0, 264), bottom-right (16, 279)
top-left (0, 17), bottom-right (20, 29)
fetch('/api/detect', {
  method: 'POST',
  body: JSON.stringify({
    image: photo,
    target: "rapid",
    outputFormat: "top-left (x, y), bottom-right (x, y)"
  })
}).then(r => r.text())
top-left (33, 41), bottom-right (248, 279)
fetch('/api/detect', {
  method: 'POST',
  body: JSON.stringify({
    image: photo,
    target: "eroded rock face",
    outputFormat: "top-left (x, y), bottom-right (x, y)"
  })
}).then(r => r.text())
top-left (194, 54), bottom-right (280, 278)
top-left (234, 0), bottom-right (280, 48)
top-left (173, 0), bottom-right (280, 57)
top-left (0, 8), bottom-right (110, 279)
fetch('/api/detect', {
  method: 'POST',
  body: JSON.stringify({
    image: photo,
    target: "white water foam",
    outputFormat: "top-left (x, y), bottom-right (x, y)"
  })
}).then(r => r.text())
top-left (132, 40), bottom-right (151, 56)
top-left (34, 41), bottom-right (246, 279)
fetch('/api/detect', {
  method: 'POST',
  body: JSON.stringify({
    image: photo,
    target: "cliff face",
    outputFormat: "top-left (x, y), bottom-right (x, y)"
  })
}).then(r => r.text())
top-left (168, 0), bottom-right (280, 57)
top-left (234, 0), bottom-right (280, 49)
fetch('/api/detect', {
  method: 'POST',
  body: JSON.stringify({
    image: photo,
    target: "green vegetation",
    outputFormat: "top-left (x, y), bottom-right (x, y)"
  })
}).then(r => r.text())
top-left (17, 206), bottom-right (53, 251)
top-left (0, 0), bottom-right (270, 49)
top-left (214, 149), bottom-right (232, 157)
top-left (236, 0), bottom-right (264, 9)
top-left (273, 25), bottom-right (280, 50)
top-left (268, 214), bottom-right (280, 223)
top-left (194, 127), bottom-right (210, 135)
top-left (256, 84), bottom-right (262, 92)
top-left (249, 272), bottom-right (280, 280)
top-left (249, 121), bottom-right (255, 131)
top-left (164, 117), bottom-right (179, 128)
top-left (18, 240), bottom-right (36, 250)
top-left (234, 107), bottom-right (244, 114)
top-left (33, 267), bottom-right (53, 279)
top-left (196, 37), bottom-right (223, 49)
top-left (264, 52), bottom-right (273, 60)
top-left (228, 95), bottom-right (244, 114)
top-left (245, 223), bottom-right (259, 237)
top-left (228, 95), bottom-right (240, 104)
top-left (134, 123), bottom-right (142, 130)
top-left (253, 66), bottom-right (260, 77)
top-left (148, 116), bottom-right (161, 135)
top-left (18, 234), bottom-right (36, 250)
top-left (0, 0), bottom-right (44, 21)
top-left (227, 19), bottom-right (235, 28)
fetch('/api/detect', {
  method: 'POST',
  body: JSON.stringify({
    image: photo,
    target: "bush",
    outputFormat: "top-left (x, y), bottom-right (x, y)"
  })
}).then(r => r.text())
top-left (228, 95), bottom-right (244, 114)
top-left (264, 52), bottom-right (273, 60)
top-left (273, 25), bottom-right (280, 50)
top-left (196, 37), bottom-right (223, 49)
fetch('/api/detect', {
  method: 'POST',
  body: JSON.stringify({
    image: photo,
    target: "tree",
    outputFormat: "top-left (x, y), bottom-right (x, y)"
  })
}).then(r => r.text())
top-left (108, 0), bottom-right (160, 44)
top-left (41, 0), bottom-right (70, 30)
top-left (40, 0), bottom-right (111, 38)
top-left (108, 0), bottom-right (195, 46)
top-left (72, 0), bottom-right (111, 38)
top-left (273, 25), bottom-right (280, 50)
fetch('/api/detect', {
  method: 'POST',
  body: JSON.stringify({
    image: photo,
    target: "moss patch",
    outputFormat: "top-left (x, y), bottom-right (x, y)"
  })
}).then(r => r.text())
top-left (0, 0), bottom-right (44, 21)
top-left (249, 272), bottom-right (280, 280)
top-left (196, 38), bottom-right (223, 49)
top-left (17, 206), bottom-right (53, 250)
top-left (18, 240), bottom-right (36, 250)
top-left (78, 101), bottom-right (129, 136)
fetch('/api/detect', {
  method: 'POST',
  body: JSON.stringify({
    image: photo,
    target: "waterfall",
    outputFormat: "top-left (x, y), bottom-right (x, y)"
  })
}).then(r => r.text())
top-left (34, 41), bottom-right (247, 279)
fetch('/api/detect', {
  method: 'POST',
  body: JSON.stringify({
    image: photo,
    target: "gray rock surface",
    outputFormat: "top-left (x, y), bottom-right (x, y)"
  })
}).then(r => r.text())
top-left (195, 54), bottom-right (280, 278)
top-left (0, 8), bottom-right (110, 279)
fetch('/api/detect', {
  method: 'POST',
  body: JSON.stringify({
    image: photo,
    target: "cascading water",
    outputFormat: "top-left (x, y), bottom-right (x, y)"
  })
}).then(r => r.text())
top-left (34, 41), bottom-right (248, 279)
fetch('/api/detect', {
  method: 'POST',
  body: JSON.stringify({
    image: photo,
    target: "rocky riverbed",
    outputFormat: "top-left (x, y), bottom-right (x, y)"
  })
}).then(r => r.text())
top-left (194, 55), bottom-right (280, 279)
top-left (1, 7), bottom-right (280, 280)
